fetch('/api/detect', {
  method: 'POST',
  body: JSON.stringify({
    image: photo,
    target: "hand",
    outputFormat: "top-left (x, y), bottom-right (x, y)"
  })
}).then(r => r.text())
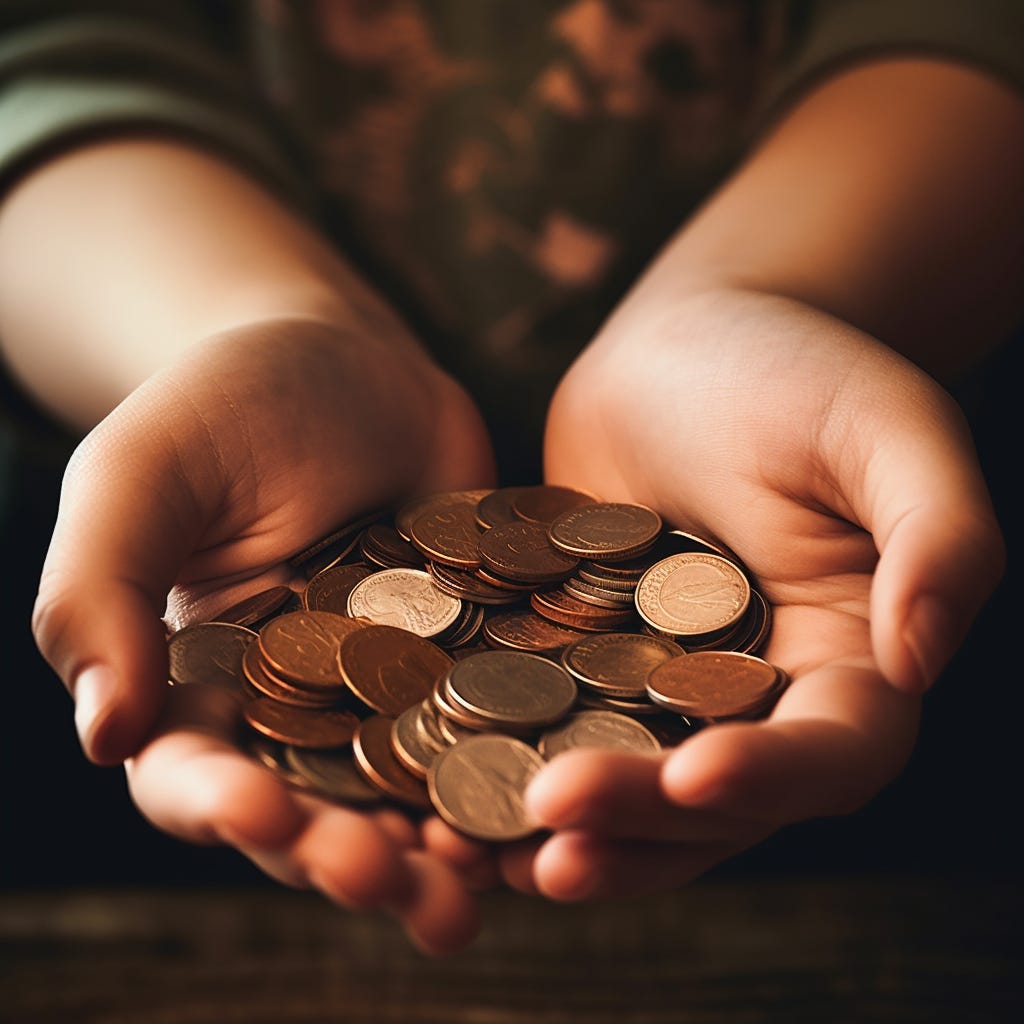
top-left (32, 316), bottom-right (496, 952)
top-left (491, 287), bottom-right (1005, 901)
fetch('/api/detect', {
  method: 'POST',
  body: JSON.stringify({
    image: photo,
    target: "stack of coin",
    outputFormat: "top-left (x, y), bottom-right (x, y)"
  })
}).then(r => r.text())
top-left (165, 485), bottom-right (787, 841)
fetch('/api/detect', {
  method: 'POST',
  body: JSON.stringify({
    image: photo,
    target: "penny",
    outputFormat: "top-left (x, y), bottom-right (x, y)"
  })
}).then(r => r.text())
top-left (352, 714), bottom-right (431, 808)
top-left (340, 624), bottom-right (454, 715)
top-left (530, 588), bottom-right (635, 631)
top-left (548, 502), bottom-right (663, 560)
top-left (537, 710), bottom-right (662, 758)
top-left (634, 552), bottom-right (751, 639)
top-left (209, 586), bottom-right (299, 630)
top-left (428, 562), bottom-right (522, 606)
top-left (303, 562), bottom-right (374, 615)
top-left (287, 509), bottom-right (385, 577)
top-left (646, 650), bottom-right (781, 718)
top-left (284, 745), bottom-right (382, 804)
top-left (394, 489), bottom-right (493, 542)
top-left (408, 505), bottom-right (483, 569)
top-left (391, 701), bottom-right (447, 779)
top-left (478, 521), bottom-right (579, 583)
top-left (242, 641), bottom-right (341, 707)
top-left (243, 697), bottom-right (360, 748)
top-left (167, 622), bottom-right (258, 693)
top-left (482, 609), bottom-right (591, 653)
top-left (474, 486), bottom-right (532, 529)
top-left (561, 631), bottom-right (684, 698)
top-left (258, 610), bottom-right (364, 690)
top-left (445, 650), bottom-right (578, 730)
top-left (510, 485), bottom-right (598, 525)
top-left (428, 733), bottom-right (546, 841)
top-left (346, 567), bottom-right (463, 637)
top-left (432, 675), bottom-right (493, 731)
top-left (359, 523), bottom-right (425, 569)
top-left (563, 576), bottom-right (636, 609)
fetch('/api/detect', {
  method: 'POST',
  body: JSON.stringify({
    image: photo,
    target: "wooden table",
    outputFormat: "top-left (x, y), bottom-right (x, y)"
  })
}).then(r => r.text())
top-left (2, 874), bottom-right (1020, 1023)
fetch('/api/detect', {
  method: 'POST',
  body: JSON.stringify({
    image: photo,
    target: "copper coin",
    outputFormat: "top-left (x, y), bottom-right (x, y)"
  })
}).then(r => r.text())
top-left (635, 552), bottom-right (751, 639)
top-left (284, 745), bottom-right (382, 804)
top-left (346, 567), bottom-right (463, 637)
top-left (445, 650), bottom-right (578, 730)
top-left (646, 651), bottom-right (781, 718)
top-left (242, 641), bottom-right (341, 707)
top-left (548, 502), bottom-right (662, 560)
top-left (287, 509), bottom-right (386, 577)
top-left (483, 609), bottom-right (591, 653)
top-left (530, 588), bottom-right (635, 631)
top-left (391, 702), bottom-right (447, 779)
top-left (561, 631), bottom-right (684, 698)
top-left (340, 624), bottom-right (454, 715)
top-left (352, 714), bottom-right (431, 808)
top-left (303, 562), bottom-right (374, 614)
top-left (244, 697), bottom-right (360, 748)
top-left (408, 505), bottom-right (483, 569)
top-left (167, 622), bottom-right (258, 693)
top-left (428, 562), bottom-right (523, 606)
top-left (474, 486), bottom-right (533, 529)
top-left (428, 733), bottom-right (545, 841)
top-left (209, 586), bottom-right (299, 629)
top-left (538, 710), bottom-right (662, 758)
top-left (432, 676), bottom-right (493, 731)
top-left (562, 576), bottom-right (636, 609)
top-left (394, 489), bottom-right (493, 541)
top-left (510, 485), bottom-right (598, 525)
top-left (478, 521), bottom-right (578, 583)
top-left (360, 523), bottom-right (425, 568)
top-left (258, 610), bottom-right (364, 690)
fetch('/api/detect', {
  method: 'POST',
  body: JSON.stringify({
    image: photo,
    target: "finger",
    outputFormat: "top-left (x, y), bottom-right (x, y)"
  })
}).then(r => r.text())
top-left (393, 851), bottom-right (482, 956)
top-left (524, 749), bottom-right (748, 841)
top-left (496, 835), bottom-right (547, 895)
top-left (420, 816), bottom-right (503, 890)
top-left (661, 661), bottom-right (921, 823)
top-left (531, 830), bottom-right (753, 902)
top-left (33, 389), bottom-right (218, 764)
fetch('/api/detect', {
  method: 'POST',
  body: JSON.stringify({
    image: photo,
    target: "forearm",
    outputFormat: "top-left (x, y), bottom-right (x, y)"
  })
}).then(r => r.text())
top-left (0, 138), bottom-right (421, 429)
top-left (619, 58), bottom-right (1024, 386)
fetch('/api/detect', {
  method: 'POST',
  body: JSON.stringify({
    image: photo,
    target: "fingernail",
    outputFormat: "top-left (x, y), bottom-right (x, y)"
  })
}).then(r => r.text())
top-left (73, 664), bottom-right (117, 756)
top-left (903, 595), bottom-right (955, 692)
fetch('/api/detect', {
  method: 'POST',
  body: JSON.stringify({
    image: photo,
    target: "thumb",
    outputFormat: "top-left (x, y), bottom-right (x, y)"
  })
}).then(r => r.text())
top-left (33, 392), bottom-right (214, 765)
top-left (860, 386), bottom-right (1005, 695)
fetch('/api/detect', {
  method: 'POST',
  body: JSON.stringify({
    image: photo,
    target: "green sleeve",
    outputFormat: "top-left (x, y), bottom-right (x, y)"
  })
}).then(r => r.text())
top-left (0, 7), bottom-right (307, 205)
top-left (760, 0), bottom-right (1024, 128)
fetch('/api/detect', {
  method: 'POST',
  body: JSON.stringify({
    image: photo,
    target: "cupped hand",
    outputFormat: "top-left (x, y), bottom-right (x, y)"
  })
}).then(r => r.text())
top-left (32, 315), bottom-right (496, 952)
top-left (506, 286), bottom-right (1005, 901)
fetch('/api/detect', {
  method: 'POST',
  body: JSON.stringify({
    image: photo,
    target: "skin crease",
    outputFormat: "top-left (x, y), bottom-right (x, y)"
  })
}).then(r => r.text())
top-left (0, 56), bottom-right (1017, 951)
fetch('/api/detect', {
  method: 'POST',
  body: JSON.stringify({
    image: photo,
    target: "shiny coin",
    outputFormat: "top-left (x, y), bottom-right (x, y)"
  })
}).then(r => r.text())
top-left (408, 505), bottom-right (483, 569)
top-left (548, 502), bottom-right (662, 560)
top-left (530, 588), bottom-right (635, 631)
top-left (445, 649), bottom-right (578, 730)
top-left (428, 733), bottom-right (546, 841)
top-left (346, 567), bottom-right (462, 637)
top-left (167, 622), bottom-right (258, 693)
top-left (428, 562), bottom-right (523, 606)
top-left (360, 523), bottom-right (425, 568)
top-left (243, 697), bottom-right (360, 748)
top-left (478, 521), bottom-right (579, 584)
top-left (510, 485), bottom-right (598, 525)
top-left (395, 489), bottom-right (493, 541)
top-left (340, 624), bottom-right (454, 715)
top-left (352, 714), bottom-right (431, 808)
top-left (561, 631), bottom-right (684, 698)
top-left (242, 641), bottom-right (341, 707)
top-left (209, 586), bottom-right (299, 630)
top-left (646, 650), bottom-right (782, 718)
top-left (538, 710), bottom-right (662, 759)
top-left (474, 486), bottom-right (532, 529)
top-left (635, 552), bottom-right (751, 639)
top-left (304, 562), bottom-right (374, 614)
top-left (258, 610), bottom-right (364, 691)
top-left (391, 702), bottom-right (447, 779)
top-left (284, 745), bottom-right (382, 805)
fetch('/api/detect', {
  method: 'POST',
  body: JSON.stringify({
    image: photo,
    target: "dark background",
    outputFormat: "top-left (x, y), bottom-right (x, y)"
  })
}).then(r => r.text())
top-left (0, 334), bottom-right (1020, 891)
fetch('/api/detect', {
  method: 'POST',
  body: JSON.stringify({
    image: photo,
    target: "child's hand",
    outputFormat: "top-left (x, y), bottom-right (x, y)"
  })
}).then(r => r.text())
top-left (489, 287), bottom-right (1004, 901)
top-left (31, 316), bottom-right (495, 952)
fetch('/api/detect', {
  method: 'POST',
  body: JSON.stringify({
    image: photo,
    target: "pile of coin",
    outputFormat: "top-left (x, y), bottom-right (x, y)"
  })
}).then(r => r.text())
top-left (166, 485), bottom-right (786, 842)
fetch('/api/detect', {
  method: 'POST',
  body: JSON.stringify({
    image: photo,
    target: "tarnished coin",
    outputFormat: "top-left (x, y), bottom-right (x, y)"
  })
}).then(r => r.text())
top-left (259, 610), bottom-right (364, 690)
top-left (478, 521), bottom-right (579, 584)
top-left (395, 489), bottom-right (493, 541)
top-left (304, 562), bottom-right (374, 614)
top-left (510, 485), bottom-right (598, 525)
top-left (340, 624), bottom-right (454, 715)
top-left (408, 505), bottom-right (483, 569)
top-left (482, 609), bottom-right (591, 653)
top-left (427, 733), bottom-right (546, 841)
top-left (209, 586), bottom-right (299, 630)
top-left (548, 502), bottom-right (662, 560)
top-left (243, 697), bottom-right (360, 748)
top-left (538, 710), bottom-right (662, 758)
top-left (167, 622), bottom-right (258, 693)
top-left (474, 486), bottom-right (532, 529)
top-left (560, 631), bottom-right (684, 698)
top-left (284, 745), bottom-right (382, 805)
top-left (445, 649), bottom-right (578, 729)
top-left (346, 567), bottom-right (462, 637)
top-left (352, 714), bottom-right (431, 808)
top-left (391, 701), bottom-right (447, 779)
top-left (360, 523), bottom-right (425, 569)
top-left (428, 562), bottom-right (523, 606)
top-left (646, 650), bottom-right (782, 718)
top-left (635, 552), bottom-right (750, 639)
